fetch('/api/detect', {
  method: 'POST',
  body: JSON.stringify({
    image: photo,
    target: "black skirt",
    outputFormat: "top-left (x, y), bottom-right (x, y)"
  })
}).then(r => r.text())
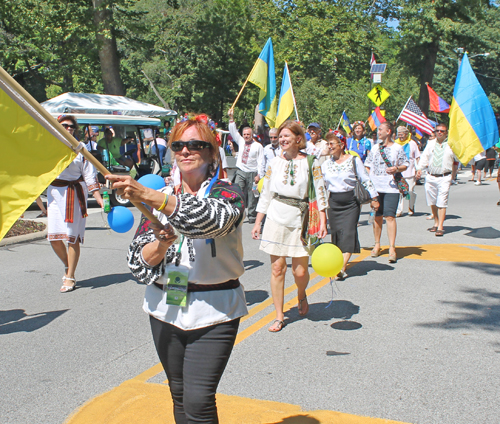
top-left (327, 191), bottom-right (360, 254)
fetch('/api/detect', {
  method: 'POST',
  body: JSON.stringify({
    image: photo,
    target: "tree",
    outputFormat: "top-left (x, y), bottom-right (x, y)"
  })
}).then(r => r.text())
top-left (385, 0), bottom-right (493, 114)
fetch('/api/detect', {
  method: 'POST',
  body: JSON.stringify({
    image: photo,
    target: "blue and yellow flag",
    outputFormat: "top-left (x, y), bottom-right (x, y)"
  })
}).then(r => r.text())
top-left (275, 62), bottom-right (295, 129)
top-left (341, 111), bottom-right (352, 135)
top-left (448, 53), bottom-right (499, 164)
top-left (0, 66), bottom-right (76, 240)
top-left (247, 38), bottom-right (277, 127)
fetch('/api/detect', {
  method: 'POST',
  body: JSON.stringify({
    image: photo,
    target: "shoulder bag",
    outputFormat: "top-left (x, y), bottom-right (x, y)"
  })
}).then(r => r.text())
top-left (351, 156), bottom-right (372, 205)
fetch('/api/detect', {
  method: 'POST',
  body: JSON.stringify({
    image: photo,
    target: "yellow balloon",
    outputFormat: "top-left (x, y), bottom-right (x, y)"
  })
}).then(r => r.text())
top-left (257, 177), bottom-right (265, 193)
top-left (311, 243), bottom-right (343, 277)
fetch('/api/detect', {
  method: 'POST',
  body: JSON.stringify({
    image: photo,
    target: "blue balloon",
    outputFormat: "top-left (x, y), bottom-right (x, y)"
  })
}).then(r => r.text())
top-left (107, 206), bottom-right (134, 233)
top-left (138, 174), bottom-right (166, 191)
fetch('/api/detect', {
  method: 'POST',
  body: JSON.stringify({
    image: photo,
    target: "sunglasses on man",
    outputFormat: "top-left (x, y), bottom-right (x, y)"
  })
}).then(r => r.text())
top-left (170, 140), bottom-right (211, 152)
top-left (61, 123), bottom-right (76, 130)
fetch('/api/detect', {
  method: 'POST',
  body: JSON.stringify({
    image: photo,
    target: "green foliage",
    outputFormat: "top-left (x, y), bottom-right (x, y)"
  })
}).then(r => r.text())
top-left (1, 0), bottom-right (499, 124)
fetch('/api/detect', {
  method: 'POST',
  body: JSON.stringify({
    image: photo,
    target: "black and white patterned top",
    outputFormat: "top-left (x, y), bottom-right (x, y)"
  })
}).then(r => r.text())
top-left (127, 179), bottom-right (248, 330)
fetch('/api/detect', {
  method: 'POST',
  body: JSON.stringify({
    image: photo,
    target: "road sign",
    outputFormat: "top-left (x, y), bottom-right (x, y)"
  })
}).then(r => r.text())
top-left (367, 84), bottom-right (390, 106)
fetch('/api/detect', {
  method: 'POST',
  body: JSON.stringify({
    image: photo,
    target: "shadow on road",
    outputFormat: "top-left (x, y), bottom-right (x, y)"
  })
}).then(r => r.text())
top-left (273, 416), bottom-right (320, 424)
top-left (0, 308), bottom-right (68, 334)
top-left (417, 283), bottom-right (500, 332)
top-left (78, 272), bottom-right (134, 289)
top-left (441, 225), bottom-right (500, 239)
top-left (245, 289), bottom-right (269, 306)
top-left (284, 300), bottom-right (360, 329)
top-left (244, 259), bottom-right (264, 271)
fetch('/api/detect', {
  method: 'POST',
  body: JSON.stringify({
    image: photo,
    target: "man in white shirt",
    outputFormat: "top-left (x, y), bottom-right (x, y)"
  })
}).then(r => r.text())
top-left (416, 124), bottom-right (458, 237)
top-left (305, 122), bottom-right (329, 166)
top-left (227, 108), bottom-right (264, 223)
top-left (259, 127), bottom-right (281, 178)
top-left (395, 126), bottom-right (420, 216)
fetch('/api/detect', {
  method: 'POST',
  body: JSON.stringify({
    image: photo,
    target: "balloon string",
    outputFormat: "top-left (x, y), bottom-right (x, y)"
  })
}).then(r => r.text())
top-left (325, 278), bottom-right (335, 308)
top-left (258, 238), bottom-right (307, 248)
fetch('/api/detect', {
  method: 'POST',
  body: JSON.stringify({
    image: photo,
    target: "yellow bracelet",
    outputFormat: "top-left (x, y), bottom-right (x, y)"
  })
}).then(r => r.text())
top-left (157, 193), bottom-right (169, 211)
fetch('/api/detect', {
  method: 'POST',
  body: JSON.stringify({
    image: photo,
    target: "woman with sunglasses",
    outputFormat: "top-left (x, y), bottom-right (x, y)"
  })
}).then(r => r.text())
top-left (251, 120), bottom-right (328, 332)
top-left (322, 131), bottom-right (379, 280)
top-left (47, 115), bottom-right (103, 292)
top-left (108, 115), bottom-right (247, 424)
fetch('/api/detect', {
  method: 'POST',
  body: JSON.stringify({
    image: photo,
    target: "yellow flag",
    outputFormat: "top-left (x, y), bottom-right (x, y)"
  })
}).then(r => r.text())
top-left (0, 66), bottom-right (77, 240)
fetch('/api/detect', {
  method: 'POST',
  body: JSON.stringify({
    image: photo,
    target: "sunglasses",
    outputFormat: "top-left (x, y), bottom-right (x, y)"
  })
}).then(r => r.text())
top-left (61, 123), bottom-right (76, 130)
top-left (171, 140), bottom-right (211, 152)
top-left (435, 129), bottom-right (447, 133)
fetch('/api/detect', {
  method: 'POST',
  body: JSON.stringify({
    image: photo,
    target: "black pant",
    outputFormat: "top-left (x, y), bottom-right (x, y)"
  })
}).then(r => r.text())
top-left (150, 316), bottom-right (240, 424)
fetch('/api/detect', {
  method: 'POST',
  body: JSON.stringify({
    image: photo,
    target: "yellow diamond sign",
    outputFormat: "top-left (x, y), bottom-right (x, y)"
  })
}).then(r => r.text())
top-left (367, 85), bottom-right (390, 106)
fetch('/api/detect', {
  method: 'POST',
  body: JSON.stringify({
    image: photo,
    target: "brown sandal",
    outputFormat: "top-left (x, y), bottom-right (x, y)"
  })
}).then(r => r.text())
top-left (268, 319), bottom-right (284, 332)
top-left (435, 229), bottom-right (445, 236)
top-left (428, 226), bottom-right (438, 232)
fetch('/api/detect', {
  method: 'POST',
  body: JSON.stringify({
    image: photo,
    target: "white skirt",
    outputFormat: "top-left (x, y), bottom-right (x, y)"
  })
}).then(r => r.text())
top-left (259, 217), bottom-right (311, 257)
top-left (47, 182), bottom-right (88, 244)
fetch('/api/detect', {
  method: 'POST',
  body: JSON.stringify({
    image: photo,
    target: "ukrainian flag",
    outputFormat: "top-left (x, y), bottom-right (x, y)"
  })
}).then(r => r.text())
top-left (341, 111), bottom-right (352, 135)
top-left (247, 38), bottom-right (278, 127)
top-left (448, 53), bottom-right (499, 164)
top-left (0, 66), bottom-right (76, 240)
top-left (275, 62), bottom-right (294, 128)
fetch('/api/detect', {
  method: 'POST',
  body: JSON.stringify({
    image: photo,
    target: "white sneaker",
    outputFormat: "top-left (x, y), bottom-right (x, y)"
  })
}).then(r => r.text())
top-left (474, 181), bottom-right (482, 186)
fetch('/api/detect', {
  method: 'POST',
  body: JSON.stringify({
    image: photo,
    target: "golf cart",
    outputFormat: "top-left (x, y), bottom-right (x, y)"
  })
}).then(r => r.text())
top-left (41, 93), bottom-right (177, 206)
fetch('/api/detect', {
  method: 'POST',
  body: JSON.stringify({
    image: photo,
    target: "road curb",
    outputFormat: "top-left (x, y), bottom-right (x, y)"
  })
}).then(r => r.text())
top-left (0, 219), bottom-right (48, 247)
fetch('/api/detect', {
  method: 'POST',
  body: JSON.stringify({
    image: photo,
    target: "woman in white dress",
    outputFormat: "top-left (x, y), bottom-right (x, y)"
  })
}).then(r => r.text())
top-left (251, 121), bottom-right (328, 332)
top-left (47, 115), bottom-right (103, 292)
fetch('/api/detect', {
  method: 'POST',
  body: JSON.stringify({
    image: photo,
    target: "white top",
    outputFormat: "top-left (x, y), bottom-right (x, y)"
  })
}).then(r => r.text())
top-left (417, 139), bottom-right (458, 175)
top-left (364, 143), bottom-right (410, 194)
top-left (228, 122), bottom-right (264, 173)
top-left (128, 179), bottom-right (248, 330)
top-left (474, 150), bottom-right (486, 162)
top-left (55, 153), bottom-right (100, 191)
top-left (257, 156), bottom-right (328, 227)
top-left (400, 140), bottom-right (421, 178)
top-left (306, 139), bottom-right (329, 166)
top-left (154, 137), bottom-right (167, 148)
top-left (321, 155), bottom-right (378, 198)
top-left (259, 144), bottom-right (282, 178)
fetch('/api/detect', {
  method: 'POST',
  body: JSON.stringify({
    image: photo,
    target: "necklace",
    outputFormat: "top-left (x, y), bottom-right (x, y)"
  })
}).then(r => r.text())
top-left (283, 157), bottom-right (297, 186)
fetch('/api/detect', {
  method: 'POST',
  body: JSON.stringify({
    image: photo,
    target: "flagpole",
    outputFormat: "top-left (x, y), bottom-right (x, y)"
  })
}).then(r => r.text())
top-left (0, 66), bottom-right (162, 226)
top-left (397, 96), bottom-right (412, 123)
top-left (337, 110), bottom-right (344, 130)
top-left (286, 62), bottom-right (300, 122)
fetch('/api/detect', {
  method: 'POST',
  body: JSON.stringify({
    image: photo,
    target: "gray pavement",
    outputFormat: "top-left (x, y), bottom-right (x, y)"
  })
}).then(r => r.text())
top-left (1, 169), bottom-right (499, 424)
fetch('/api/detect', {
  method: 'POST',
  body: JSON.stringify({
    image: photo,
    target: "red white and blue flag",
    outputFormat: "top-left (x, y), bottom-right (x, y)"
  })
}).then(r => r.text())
top-left (398, 97), bottom-right (435, 135)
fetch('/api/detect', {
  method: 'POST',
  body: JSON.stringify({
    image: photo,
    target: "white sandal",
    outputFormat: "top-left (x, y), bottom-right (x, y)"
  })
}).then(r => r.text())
top-left (60, 276), bottom-right (76, 293)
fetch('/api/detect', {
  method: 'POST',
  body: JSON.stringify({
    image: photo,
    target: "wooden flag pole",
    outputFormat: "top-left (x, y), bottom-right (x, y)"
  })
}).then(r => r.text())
top-left (0, 66), bottom-right (162, 226)
top-left (231, 76), bottom-right (251, 110)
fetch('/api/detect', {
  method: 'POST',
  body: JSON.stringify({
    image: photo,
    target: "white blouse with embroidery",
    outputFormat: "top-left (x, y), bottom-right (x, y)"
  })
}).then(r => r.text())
top-left (321, 155), bottom-right (378, 198)
top-left (256, 155), bottom-right (327, 227)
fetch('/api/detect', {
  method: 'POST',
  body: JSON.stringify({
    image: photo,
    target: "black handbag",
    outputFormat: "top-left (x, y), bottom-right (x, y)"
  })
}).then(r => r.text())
top-left (351, 156), bottom-right (372, 204)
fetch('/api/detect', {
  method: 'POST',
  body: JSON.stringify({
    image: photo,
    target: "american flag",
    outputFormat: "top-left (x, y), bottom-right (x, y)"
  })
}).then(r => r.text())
top-left (398, 97), bottom-right (434, 135)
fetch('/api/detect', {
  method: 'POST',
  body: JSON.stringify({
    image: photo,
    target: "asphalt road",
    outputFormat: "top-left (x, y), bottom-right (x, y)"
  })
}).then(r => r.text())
top-left (1, 169), bottom-right (499, 424)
